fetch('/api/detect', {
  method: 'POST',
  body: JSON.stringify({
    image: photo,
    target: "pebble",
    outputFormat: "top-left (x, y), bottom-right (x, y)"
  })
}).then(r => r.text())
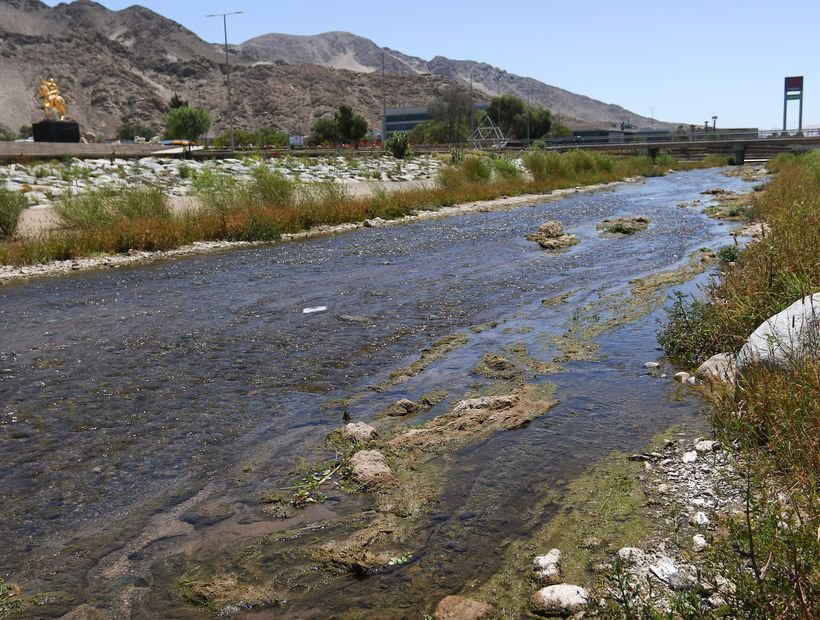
top-left (689, 511), bottom-right (710, 526)
top-left (643, 361), bottom-right (660, 369)
top-left (681, 450), bottom-right (698, 463)
top-left (692, 534), bottom-right (708, 552)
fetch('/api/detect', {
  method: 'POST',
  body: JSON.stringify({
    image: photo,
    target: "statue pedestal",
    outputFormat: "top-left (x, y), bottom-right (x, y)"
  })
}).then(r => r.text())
top-left (32, 119), bottom-right (80, 143)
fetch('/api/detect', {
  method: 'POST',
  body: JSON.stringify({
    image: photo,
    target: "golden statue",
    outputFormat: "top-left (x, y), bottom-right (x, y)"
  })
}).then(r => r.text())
top-left (38, 77), bottom-right (68, 120)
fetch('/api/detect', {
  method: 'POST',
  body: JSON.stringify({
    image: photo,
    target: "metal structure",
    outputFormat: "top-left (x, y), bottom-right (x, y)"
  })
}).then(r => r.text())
top-left (470, 115), bottom-right (507, 150)
top-left (207, 11), bottom-right (242, 151)
top-left (783, 76), bottom-right (804, 132)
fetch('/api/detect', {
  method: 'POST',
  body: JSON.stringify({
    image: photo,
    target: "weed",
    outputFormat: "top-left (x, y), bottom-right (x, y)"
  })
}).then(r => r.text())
top-left (0, 187), bottom-right (27, 240)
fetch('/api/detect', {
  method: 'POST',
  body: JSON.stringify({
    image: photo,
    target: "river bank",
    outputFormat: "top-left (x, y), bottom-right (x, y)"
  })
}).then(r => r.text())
top-left (0, 179), bottom-right (628, 284)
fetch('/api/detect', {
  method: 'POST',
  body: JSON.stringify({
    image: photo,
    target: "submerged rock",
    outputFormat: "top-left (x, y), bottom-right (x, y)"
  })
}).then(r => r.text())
top-left (531, 583), bottom-right (589, 616)
top-left (526, 220), bottom-right (580, 250)
top-left (383, 398), bottom-right (419, 417)
top-left (434, 595), bottom-right (491, 619)
top-left (348, 450), bottom-right (396, 486)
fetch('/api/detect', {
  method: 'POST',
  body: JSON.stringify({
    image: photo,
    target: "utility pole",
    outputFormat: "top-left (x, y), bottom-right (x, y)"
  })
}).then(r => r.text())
top-left (712, 115), bottom-right (717, 131)
top-left (526, 88), bottom-right (531, 146)
top-left (497, 77), bottom-right (501, 127)
top-left (382, 49), bottom-right (386, 143)
top-left (470, 69), bottom-right (474, 136)
top-left (207, 11), bottom-right (242, 151)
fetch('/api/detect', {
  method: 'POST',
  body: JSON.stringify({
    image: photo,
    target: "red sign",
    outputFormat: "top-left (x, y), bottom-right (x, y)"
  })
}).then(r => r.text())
top-left (785, 76), bottom-right (804, 91)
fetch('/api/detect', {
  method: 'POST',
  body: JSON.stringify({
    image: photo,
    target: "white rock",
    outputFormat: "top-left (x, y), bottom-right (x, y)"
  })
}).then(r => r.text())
top-left (342, 422), bottom-right (377, 442)
top-left (682, 450), bottom-right (698, 463)
top-left (693, 534), bottom-right (708, 552)
top-left (657, 483), bottom-right (669, 494)
top-left (690, 511), bottom-right (710, 526)
top-left (533, 548), bottom-right (562, 584)
top-left (643, 361), bottom-right (660, 369)
top-left (649, 555), bottom-right (679, 583)
top-left (616, 547), bottom-right (645, 564)
top-left (673, 371), bottom-right (691, 383)
top-left (531, 584), bottom-right (589, 616)
top-left (695, 352), bottom-right (737, 383)
top-left (737, 292), bottom-right (820, 367)
top-left (694, 439), bottom-right (720, 453)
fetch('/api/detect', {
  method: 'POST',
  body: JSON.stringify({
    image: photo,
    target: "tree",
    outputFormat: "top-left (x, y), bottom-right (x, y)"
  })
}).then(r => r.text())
top-left (308, 104), bottom-right (369, 146)
top-left (117, 120), bottom-right (157, 141)
top-left (162, 106), bottom-right (212, 141)
top-left (308, 116), bottom-right (339, 146)
top-left (486, 94), bottom-right (552, 140)
top-left (335, 104), bottom-right (368, 144)
top-left (169, 93), bottom-right (189, 109)
top-left (428, 89), bottom-right (474, 143)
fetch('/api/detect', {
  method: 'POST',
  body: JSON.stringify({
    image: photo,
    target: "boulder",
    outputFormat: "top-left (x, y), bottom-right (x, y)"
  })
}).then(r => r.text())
top-left (673, 371), bottom-right (691, 383)
top-left (531, 584), bottom-right (589, 617)
top-left (348, 450), bottom-right (396, 486)
top-left (342, 422), bottom-right (377, 442)
top-left (737, 292), bottom-right (820, 367)
top-left (695, 352), bottom-right (737, 384)
top-left (616, 547), bottom-right (645, 564)
top-left (434, 595), bottom-right (491, 620)
top-left (533, 549), bottom-right (562, 584)
top-left (694, 439), bottom-right (719, 453)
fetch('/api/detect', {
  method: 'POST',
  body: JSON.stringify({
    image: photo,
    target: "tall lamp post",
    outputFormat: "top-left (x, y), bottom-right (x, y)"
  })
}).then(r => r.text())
top-left (711, 115), bottom-right (718, 131)
top-left (207, 10), bottom-right (242, 151)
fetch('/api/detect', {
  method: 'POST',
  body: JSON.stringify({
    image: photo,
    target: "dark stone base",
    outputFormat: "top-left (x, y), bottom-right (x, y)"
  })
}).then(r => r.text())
top-left (32, 119), bottom-right (81, 143)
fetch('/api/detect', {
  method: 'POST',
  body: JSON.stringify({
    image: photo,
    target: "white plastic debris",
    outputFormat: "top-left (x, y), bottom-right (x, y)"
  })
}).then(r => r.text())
top-left (302, 306), bottom-right (328, 314)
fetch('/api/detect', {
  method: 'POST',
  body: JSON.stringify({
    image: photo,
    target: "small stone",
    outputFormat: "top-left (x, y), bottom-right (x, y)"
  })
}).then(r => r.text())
top-left (643, 361), bottom-right (660, 369)
top-left (531, 584), bottom-right (589, 617)
top-left (673, 371), bottom-right (691, 383)
top-left (616, 547), bottom-right (644, 564)
top-left (348, 450), bottom-right (396, 486)
top-left (657, 483), bottom-right (669, 494)
top-left (342, 422), bottom-right (378, 442)
top-left (682, 451), bottom-right (698, 463)
top-left (690, 511), bottom-right (710, 526)
top-left (693, 534), bottom-right (708, 552)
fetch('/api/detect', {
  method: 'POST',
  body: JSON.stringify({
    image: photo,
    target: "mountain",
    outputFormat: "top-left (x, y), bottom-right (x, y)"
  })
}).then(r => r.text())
top-left (0, 1), bottom-right (664, 139)
top-left (240, 31), bottom-right (664, 128)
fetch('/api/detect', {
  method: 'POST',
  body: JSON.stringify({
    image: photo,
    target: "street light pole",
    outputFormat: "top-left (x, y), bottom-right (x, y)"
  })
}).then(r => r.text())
top-left (207, 10), bottom-right (242, 151)
top-left (711, 115), bottom-right (717, 131)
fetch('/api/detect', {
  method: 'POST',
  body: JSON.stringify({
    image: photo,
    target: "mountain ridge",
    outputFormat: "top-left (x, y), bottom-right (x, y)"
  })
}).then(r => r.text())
top-left (0, 0), bottom-right (668, 138)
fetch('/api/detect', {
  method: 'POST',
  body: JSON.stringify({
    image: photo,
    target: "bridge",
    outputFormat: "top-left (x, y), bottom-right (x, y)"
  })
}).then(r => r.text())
top-left (539, 131), bottom-right (820, 164)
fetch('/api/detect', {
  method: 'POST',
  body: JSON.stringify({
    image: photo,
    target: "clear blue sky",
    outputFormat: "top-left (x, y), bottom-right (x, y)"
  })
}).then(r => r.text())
top-left (45, 0), bottom-right (820, 129)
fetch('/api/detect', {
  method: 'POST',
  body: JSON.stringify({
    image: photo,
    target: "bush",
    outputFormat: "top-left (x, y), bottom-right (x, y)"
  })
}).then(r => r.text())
top-left (461, 157), bottom-right (491, 183)
top-left (716, 244), bottom-right (740, 263)
top-left (0, 187), bottom-right (27, 239)
top-left (246, 166), bottom-right (295, 208)
top-left (117, 121), bottom-right (157, 141)
top-left (386, 131), bottom-right (410, 159)
top-left (489, 156), bottom-right (521, 180)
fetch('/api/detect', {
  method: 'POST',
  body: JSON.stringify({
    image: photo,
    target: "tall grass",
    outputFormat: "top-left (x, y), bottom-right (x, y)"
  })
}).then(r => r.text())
top-left (658, 151), bottom-right (819, 618)
top-left (0, 187), bottom-right (27, 239)
top-left (55, 186), bottom-right (170, 229)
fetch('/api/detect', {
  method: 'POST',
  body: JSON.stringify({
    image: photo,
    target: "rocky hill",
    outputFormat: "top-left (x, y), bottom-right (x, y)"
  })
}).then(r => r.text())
top-left (0, 0), bottom-right (663, 139)
top-left (240, 31), bottom-right (666, 128)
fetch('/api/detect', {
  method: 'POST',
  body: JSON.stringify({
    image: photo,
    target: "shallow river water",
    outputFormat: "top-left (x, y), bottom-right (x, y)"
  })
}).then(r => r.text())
top-left (0, 169), bottom-right (753, 617)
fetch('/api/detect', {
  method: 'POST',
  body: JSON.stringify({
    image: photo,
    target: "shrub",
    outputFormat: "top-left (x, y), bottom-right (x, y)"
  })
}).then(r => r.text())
top-left (246, 166), bottom-right (295, 208)
top-left (716, 244), bottom-right (740, 263)
top-left (386, 131), bottom-right (410, 159)
top-left (489, 156), bottom-right (521, 180)
top-left (461, 156), bottom-right (491, 183)
top-left (55, 187), bottom-right (170, 229)
top-left (0, 187), bottom-right (27, 239)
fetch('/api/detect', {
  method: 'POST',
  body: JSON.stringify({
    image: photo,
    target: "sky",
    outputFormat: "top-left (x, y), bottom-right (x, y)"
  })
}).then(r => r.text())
top-left (43, 0), bottom-right (820, 129)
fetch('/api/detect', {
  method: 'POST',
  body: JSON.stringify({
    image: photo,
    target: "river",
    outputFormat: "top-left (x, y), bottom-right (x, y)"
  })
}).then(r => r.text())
top-left (0, 168), bottom-right (753, 617)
